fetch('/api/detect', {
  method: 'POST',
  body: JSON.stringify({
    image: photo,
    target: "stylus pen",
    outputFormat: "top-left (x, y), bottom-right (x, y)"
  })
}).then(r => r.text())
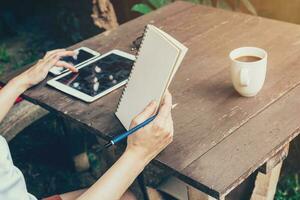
top-left (103, 115), bottom-right (157, 149)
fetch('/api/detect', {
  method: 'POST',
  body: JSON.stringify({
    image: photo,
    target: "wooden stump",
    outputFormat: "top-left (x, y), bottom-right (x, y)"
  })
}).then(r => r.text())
top-left (91, 0), bottom-right (119, 30)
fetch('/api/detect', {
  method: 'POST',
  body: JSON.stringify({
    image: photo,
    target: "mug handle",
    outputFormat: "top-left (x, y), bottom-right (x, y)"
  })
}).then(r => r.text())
top-left (239, 68), bottom-right (250, 87)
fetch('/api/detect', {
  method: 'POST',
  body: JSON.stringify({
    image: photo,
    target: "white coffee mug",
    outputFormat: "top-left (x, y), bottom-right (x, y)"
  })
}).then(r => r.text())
top-left (229, 47), bottom-right (267, 97)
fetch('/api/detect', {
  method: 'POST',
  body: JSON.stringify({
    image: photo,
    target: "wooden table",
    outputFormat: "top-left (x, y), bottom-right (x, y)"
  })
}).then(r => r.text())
top-left (3, 1), bottom-right (300, 199)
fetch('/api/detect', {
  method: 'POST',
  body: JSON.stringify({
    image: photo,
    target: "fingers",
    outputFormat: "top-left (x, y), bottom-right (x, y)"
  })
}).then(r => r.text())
top-left (44, 49), bottom-right (66, 59)
top-left (43, 55), bottom-right (61, 71)
top-left (131, 101), bottom-right (157, 128)
top-left (156, 90), bottom-right (172, 121)
top-left (56, 61), bottom-right (78, 72)
top-left (43, 50), bottom-right (77, 71)
top-left (44, 49), bottom-right (76, 63)
top-left (55, 50), bottom-right (77, 58)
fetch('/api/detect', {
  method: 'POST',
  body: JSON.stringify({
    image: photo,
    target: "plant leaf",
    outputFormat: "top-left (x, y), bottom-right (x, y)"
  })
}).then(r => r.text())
top-left (148, 0), bottom-right (172, 9)
top-left (240, 0), bottom-right (257, 15)
top-left (131, 3), bottom-right (153, 14)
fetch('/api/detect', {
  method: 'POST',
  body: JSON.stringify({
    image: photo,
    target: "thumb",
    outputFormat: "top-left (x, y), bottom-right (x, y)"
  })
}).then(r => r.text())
top-left (130, 101), bottom-right (157, 128)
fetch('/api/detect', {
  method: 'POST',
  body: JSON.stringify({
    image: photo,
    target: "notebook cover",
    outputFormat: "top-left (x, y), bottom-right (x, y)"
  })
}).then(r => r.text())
top-left (115, 25), bottom-right (187, 130)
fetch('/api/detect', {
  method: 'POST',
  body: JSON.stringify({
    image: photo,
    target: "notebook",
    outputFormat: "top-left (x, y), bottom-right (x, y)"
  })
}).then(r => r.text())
top-left (115, 24), bottom-right (188, 130)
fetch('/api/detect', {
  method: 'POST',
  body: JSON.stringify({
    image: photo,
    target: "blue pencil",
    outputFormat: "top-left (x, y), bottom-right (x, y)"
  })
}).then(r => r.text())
top-left (103, 115), bottom-right (157, 149)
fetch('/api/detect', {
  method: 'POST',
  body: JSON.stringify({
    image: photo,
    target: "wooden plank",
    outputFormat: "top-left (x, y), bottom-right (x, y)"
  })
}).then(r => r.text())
top-left (180, 85), bottom-right (300, 198)
top-left (157, 10), bottom-right (300, 172)
top-left (259, 144), bottom-right (289, 174)
top-left (188, 186), bottom-right (218, 200)
top-left (250, 162), bottom-right (283, 200)
top-left (0, 100), bottom-right (48, 141)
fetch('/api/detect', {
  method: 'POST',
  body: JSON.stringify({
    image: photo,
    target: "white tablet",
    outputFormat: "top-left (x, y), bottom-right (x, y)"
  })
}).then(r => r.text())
top-left (49, 47), bottom-right (100, 75)
top-left (47, 50), bottom-right (135, 102)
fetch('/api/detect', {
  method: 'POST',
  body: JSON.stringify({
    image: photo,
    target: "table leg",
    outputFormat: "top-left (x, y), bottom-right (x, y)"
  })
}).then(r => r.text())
top-left (250, 144), bottom-right (289, 200)
top-left (250, 162), bottom-right (282, 200)
top-left (187, 186), bottom-right (221, 200)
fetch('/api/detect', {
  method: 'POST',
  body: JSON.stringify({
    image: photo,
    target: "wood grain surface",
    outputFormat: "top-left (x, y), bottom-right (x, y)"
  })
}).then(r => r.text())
top-left (180, 86), bottom-right (300, 198)
top-left (2, 1), bottom-right (300, 198)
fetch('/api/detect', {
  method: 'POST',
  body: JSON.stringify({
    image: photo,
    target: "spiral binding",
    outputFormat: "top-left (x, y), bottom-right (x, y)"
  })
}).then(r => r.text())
top-left (116, 25), bottom-right (150, 113)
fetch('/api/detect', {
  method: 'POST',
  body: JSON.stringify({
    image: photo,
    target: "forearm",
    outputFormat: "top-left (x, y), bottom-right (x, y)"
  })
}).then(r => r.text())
top-left (0, 49), bottom-right (78, 123)
top-left (0, 76), bottom-right (28, 122)
top-left (77, 149), bottom-right (149, 200)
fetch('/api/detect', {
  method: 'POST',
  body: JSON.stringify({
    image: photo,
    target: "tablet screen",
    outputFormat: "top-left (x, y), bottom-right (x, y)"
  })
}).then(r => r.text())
top-left (56, 53), bottom-right (134, 97)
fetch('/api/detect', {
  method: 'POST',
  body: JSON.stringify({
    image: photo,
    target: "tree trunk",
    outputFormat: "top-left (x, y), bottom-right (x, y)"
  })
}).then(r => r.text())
top-left (91, 0), bottom-right (119, 31)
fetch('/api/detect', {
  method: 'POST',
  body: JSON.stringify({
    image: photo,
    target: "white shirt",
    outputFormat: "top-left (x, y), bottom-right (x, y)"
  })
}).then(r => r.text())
top-left (0, 135), bottom-right (37, 200)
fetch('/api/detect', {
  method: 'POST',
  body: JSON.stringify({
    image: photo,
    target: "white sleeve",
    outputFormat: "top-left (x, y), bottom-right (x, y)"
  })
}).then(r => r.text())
top-left (0, 136), bottom-right (37, 200)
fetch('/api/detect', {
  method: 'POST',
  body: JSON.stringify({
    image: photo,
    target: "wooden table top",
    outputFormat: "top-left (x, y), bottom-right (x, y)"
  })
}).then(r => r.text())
top-left (3, 1), bottom-right (300, 199)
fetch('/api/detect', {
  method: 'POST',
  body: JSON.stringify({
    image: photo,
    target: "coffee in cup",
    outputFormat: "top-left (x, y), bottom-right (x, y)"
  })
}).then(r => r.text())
top-left (235, 55), bottom-right (262, 62)
top-left (229, 47), bottom-right (268, 97)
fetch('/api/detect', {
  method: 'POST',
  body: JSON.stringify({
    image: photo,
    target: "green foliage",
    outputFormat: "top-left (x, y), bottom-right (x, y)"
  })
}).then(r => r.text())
top-left (148, 0), bottom-right (172, 8)
top-left (188, 0), bottom-right (202, 4)
top-left (0, 45), bottom-right (10, 63)
top-left (132, 3), bottom-right (153, 14)
top-left (275, 174), bottom-right (300, 200)
top-left (88, 152), bottom-right (102, 172)
top-left (131, 0), bottom-right (257, 15)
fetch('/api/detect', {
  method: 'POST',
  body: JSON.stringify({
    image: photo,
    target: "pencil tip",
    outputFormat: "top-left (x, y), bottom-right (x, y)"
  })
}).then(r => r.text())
top-left (104, 142), bottom-right (112, 149)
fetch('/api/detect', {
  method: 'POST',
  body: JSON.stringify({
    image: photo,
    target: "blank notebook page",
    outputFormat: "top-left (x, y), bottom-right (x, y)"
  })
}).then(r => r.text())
top-left (116, 25), bottom-right (187, 130)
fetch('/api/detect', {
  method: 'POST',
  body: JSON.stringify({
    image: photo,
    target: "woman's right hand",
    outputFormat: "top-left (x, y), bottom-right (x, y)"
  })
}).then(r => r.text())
top-left (15, 49), bottom-right (78, 91)
top-left (126, 90), bottom-right (174, 164)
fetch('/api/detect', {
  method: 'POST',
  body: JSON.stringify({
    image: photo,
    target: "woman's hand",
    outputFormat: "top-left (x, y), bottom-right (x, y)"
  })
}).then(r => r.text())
top-left (15, 49), bottom-right (78, 90)
top-left (77, 93), bottom-right (173, 200)
top-left (126, 90), bottom-right (174, 164)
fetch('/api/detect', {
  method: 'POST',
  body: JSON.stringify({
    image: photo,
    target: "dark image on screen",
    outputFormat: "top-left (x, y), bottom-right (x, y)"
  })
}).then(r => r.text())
top-left (57, 53), bottom-right (134, 97)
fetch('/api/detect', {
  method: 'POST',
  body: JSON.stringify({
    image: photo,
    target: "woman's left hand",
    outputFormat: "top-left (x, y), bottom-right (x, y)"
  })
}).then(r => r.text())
top-left (16, 49), bottom-right (78, 90)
